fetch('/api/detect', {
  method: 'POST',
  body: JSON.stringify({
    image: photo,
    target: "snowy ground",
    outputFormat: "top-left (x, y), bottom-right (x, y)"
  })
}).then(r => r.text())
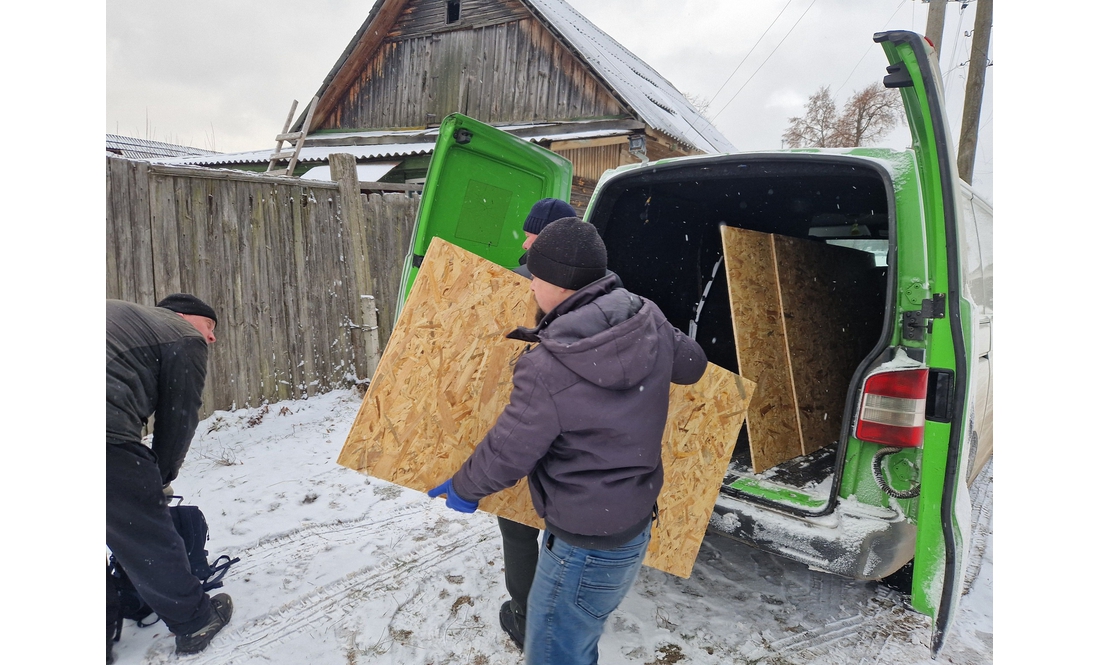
top-left (109, 388), bottom-right (992, 665)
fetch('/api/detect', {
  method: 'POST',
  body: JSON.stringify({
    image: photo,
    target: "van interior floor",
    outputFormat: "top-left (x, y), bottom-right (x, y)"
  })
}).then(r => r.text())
top-left (723, 436), bottom-right (837, 489)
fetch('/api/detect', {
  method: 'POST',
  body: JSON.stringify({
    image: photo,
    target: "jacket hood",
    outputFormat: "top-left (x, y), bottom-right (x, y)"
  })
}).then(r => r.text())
top-left (535, 275), bottom-right (660, 390)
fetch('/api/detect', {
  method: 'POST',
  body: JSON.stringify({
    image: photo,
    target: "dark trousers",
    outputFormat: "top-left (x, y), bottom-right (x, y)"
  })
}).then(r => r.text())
top-left (498, 516), bottom-right (540, 616)
top-left (106, 442), bottom-right (211, 635)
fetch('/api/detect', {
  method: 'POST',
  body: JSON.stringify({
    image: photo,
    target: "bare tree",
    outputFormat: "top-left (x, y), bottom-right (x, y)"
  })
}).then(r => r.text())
top-left (782, 86), bottom-right (838, 148)
top-left (835, 83), bottom-right (904, 146)
top-left (684, 93), bottom-right (714, 122)
top-left (783, 83), bottom-right (903, 148)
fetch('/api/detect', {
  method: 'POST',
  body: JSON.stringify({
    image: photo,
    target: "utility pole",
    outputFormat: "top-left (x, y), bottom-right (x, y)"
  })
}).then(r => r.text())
top-left (957, 0), bottom-right (992, 184)
top-left (925, 0), bottom-right (948, 52)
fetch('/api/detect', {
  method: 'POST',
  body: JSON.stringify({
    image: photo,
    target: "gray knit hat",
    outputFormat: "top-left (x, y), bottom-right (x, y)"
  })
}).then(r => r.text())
top-left (156, 293), bottom-right (218, 325)
top-left (526, 218), bottom-right (607, 290)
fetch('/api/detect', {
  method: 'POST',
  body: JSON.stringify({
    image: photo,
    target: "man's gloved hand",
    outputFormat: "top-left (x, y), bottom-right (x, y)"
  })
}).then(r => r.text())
top-left (427, 478), bottom-right (479, 513)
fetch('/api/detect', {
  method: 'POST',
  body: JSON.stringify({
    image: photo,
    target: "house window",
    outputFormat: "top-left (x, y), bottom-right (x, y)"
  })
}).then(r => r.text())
top-left (446, 0), bottom-right (460, 24)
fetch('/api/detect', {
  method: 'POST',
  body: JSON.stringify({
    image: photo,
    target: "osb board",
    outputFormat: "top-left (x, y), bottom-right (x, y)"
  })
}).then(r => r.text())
top-left (645, 364), bottom-right (754, 576)
top-left (337, 237), bottom-right (540, 525)
top-left (338, 237), bottom-right (755, 578)
top-left (773, 237), bottom-right (879, 455)
top-left (721, 226), bottom-right (802, 473)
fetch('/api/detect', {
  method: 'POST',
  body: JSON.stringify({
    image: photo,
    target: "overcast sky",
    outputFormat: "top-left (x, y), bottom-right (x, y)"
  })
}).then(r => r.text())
top-left (106, 0), bottom-right (992, 199)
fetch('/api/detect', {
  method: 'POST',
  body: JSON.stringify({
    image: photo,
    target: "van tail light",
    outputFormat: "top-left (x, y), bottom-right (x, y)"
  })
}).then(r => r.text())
top-left (856, 368), bottom-right (929, 448)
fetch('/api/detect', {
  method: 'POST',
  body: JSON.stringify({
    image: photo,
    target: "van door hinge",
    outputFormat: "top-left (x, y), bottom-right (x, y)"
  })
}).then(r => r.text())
top-left (883, 63), bottom-right (914, 89)
top-left (902, 293), bottom-right (946, 341)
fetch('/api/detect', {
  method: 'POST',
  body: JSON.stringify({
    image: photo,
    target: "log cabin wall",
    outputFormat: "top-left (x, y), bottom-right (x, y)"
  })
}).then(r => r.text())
top-left (316, 11), bottom-right (626, 130)
top-left (554, 143), bottom-right (632, 182)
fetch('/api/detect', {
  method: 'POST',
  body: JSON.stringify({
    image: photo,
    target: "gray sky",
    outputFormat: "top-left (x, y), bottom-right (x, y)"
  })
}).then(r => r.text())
top-left (106, 0), bottom-right (992, 199)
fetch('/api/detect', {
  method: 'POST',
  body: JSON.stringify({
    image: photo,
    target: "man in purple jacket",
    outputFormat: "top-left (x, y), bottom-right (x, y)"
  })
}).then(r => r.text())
top-left (429, 218), bottom-right (707, 664)
top-left (497, 197), bottom-right (578, 651)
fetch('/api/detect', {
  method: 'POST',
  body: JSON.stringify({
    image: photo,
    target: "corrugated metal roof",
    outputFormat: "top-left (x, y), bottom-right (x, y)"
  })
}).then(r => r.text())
top-left (522, 0), bottom-right (735, 154)
top-left (151, 121), bottom-right (636, 168)
top-left (106, 134), bottom-right (218, 160)
top-left (152, 143), bottom-right (437, 167)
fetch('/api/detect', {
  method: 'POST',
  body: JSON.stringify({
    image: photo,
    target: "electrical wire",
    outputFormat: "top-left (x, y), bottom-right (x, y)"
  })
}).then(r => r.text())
top-left (679, 0), bottom-right (795, 152)
top-left (709, 0), bottom-right (796, 103)
top-left (831, 0), bottom-right (909, 103)
top-left (712, 0), bottom-right (819, 120)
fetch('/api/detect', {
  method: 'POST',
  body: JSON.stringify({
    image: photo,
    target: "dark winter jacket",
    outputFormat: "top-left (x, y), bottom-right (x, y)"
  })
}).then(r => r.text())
top-left (514, 251), bottom-right (532, 279)
top-left (451, 274), bottom-right (707, 548)
top-left (106, 300), bottom-right (209, 485)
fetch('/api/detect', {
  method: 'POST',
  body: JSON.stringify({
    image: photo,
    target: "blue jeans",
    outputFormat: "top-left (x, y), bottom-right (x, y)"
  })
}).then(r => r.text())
top-left (524, 523), bottom-right (651, 665)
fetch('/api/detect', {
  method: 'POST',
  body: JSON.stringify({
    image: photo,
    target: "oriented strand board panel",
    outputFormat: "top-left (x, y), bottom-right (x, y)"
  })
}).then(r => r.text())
top-left (643, 364), bottom-right (754, 576)
top-left (337, 237), bottom-right (541, 525)
top-left (338, 237), bottom-right (754, 578)
top-left (772, 237), bottom-right (880, 455)
top-left (721, 226), bottom-right (802, 473)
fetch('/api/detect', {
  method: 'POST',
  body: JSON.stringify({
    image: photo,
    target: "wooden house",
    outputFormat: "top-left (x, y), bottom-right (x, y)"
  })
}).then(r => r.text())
top-left (165, 0), bottom-right (734, 213)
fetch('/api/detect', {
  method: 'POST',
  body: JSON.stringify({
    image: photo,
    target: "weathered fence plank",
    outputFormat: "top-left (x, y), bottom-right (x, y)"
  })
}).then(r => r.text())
top-left (106, 155), bottom-right (420, 416)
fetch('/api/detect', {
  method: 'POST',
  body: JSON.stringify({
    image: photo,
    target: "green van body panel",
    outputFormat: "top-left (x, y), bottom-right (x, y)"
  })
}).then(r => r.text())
top-left (397, 31), bottom-right (988, 654)
top-left (876, 31), bottom-right (975, 650)
top-left (399, 114), bottom-right (572, 303)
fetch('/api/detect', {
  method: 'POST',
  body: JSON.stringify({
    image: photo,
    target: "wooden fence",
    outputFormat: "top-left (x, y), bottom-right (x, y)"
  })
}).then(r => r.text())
top-left (106, 154), bottom-right (420, 416)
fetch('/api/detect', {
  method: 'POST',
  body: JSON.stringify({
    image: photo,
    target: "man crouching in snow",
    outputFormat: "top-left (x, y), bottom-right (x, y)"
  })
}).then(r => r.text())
top-left (428, 218), bottom-right (707, 665)
top-left (106, 295), bottom-right (232, 660)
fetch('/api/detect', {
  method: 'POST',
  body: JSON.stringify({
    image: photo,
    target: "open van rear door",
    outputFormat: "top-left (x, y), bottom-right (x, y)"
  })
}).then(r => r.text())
top-left (398, 113), bottom-right (573, 304)
top-left (874, 31), bottom-right (975, 655)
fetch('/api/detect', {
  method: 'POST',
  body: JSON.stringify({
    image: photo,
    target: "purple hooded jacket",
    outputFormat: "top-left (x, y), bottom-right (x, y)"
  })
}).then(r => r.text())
top-left (451, 274), bottom-right (706, 545)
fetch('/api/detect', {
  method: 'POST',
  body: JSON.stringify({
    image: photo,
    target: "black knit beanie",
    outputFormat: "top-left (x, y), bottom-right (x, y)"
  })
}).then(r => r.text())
top-left (156, 293), bottom-right (218, 325)
top-left (523, 198), bottom-right (577, 235)
top-left (526, 217), bottom-right (607, 290)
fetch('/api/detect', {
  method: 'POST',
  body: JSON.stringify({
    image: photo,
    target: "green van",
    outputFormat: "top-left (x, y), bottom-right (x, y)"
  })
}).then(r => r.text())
top-left (398, 30), bottom-right (992, 654)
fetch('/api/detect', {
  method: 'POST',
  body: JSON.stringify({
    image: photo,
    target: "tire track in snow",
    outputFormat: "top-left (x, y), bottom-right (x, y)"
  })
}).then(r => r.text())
top-left (963, 461), bottom-right (993, 595)
top-left (219, 503), bottom-right (427, 577)
top-left (764, 586), bottom-right (928, 663)
top-left (165, 518), bottom-right (497, 663)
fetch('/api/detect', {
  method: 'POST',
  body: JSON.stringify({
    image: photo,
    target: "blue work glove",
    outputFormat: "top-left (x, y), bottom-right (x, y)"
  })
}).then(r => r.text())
top-left (427, 478), bottom-right (479, 513)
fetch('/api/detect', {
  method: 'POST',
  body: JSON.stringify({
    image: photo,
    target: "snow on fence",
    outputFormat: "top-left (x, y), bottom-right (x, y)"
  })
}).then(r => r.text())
top-left (105, 154), bottom-right (420, 416)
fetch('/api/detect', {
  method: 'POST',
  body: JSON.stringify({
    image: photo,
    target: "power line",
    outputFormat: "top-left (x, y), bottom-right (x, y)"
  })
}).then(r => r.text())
top-left (831, 0), bottom-right (909, 102)
top-left (708, 0), bottom-right (796, 103)
top-left (713, 0), bottom-right (819, 120)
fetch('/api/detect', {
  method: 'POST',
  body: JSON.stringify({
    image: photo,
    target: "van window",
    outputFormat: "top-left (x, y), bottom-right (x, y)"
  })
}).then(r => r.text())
top-left (826, 239), bottom-right (888, 266)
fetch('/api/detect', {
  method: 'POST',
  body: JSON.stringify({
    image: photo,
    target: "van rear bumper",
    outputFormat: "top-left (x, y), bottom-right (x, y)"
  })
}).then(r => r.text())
top-left (708, 493), bottom-right (916, 580)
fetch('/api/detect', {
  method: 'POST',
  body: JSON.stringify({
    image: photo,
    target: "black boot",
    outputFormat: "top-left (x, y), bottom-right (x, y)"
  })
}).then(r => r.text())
top-left (499, 600), bottom-right (525, 651)
top-left (175, 594), bottom-right (233, 655)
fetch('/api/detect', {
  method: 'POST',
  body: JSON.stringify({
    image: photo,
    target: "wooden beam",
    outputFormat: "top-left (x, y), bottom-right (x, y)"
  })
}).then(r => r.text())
top-left (358, 182), bottom-right (424, 193)
top-left (549, 135), bottom-right (628, 152)
top-left (312, 0), bottom-right (407, 129)
top-left (147, 163), bottom-right (340, 189)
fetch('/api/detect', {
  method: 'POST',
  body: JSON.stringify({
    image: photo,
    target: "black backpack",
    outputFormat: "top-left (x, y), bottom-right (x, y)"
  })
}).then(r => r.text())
top-left (108, 499), bottom-right (240, 642)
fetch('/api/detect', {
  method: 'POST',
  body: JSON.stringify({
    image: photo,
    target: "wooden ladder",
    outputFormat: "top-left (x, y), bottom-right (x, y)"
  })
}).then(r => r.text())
top-left (266, 96), bottom-right (318, 176)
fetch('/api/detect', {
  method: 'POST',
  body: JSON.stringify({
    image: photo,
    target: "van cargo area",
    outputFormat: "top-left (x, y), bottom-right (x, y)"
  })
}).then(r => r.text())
top-left (587, 154), bottom-right (893, 503)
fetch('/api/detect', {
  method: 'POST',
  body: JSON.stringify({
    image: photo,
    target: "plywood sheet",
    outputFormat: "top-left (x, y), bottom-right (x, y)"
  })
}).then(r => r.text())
top-left (338, 237), bottom-right (754, 578)
top-left (720, 226), bottom-right (802, 473)
top-left (643, 364), bottom-right (754, 576)
top-left (772, 237), bottom-right (879, 455)
top-left (337, 237), bottom-right (540, 524)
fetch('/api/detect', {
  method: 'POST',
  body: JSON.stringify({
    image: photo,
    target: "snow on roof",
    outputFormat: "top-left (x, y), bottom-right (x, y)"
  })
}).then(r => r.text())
top-left (152, 142), bottom-right (437, 167)
top-left (152, 121), bottom-right (639, 168)
top-left (106, 134), bottom-right (218, 160)
top-left (522, 0), bottom-right (735, 154)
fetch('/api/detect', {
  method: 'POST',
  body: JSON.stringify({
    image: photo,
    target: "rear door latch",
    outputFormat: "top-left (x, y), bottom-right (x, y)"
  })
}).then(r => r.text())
top-left (902, 293), bottom-right (946, 341)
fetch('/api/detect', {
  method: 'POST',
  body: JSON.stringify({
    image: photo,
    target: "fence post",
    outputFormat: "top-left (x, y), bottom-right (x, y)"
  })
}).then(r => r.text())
top-left (361, 294), bottom-right (381, 380)
top-left (331, 153), bottom-right (377, 381)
